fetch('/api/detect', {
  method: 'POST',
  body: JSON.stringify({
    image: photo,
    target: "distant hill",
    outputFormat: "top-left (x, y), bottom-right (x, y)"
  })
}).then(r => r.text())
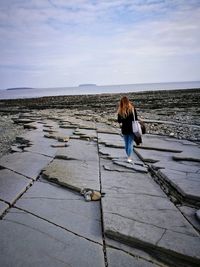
top-left (6, 87), bottom-right (33, 90)
top-left (78, 84), bottom-right (97, 87)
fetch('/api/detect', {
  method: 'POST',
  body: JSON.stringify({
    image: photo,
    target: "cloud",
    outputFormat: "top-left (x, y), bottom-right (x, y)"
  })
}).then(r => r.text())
top-left (0, 0), bottom-right (200, 88)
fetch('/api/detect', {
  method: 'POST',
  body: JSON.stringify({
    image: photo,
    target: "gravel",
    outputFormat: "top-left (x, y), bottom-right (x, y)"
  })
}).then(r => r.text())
top-left (0, 115), bottom-right (25, 157)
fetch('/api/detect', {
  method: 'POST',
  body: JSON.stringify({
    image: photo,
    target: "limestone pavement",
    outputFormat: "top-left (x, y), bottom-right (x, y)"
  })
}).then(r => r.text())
top-left (0, 111), bottom-right (200, 267)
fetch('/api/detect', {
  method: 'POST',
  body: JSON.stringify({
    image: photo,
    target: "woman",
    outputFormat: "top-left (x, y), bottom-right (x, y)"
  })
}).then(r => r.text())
top-left (117, 96), bottom-right (139, 163)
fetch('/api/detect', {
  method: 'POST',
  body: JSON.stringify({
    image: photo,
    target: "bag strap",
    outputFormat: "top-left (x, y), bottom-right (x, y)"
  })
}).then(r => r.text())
top-left (132, 108), bottom-right (136, 121)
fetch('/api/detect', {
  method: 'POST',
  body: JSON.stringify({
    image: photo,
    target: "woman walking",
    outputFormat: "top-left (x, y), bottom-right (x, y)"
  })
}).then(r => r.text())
top-left (117, 96), bottom-right (139, 163)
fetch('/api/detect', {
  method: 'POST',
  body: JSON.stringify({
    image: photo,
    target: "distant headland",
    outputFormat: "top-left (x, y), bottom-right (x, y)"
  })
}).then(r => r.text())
top-left (78, 84), bottom-right (97, 87)
top-left (6, 87), bottom-right (34, 91)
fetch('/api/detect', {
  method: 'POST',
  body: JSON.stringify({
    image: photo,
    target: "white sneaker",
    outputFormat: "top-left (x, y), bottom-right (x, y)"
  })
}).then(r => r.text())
top-left (127, 158), bottom-right (132, 163)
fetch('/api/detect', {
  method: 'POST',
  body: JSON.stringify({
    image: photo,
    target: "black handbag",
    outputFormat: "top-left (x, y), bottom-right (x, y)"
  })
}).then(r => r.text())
top-left (139, 120), bottom-right (146, 134)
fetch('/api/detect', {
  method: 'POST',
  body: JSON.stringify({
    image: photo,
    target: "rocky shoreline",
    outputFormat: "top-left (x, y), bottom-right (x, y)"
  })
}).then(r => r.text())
top-left (0, 88), bottom-right (199, 158)
top-left (0, 102), bottom-right (200, 266)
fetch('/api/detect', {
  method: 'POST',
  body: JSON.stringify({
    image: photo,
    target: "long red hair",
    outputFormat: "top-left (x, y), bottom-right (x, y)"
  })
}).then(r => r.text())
top-left (118, 96), bottom-right (134, 118)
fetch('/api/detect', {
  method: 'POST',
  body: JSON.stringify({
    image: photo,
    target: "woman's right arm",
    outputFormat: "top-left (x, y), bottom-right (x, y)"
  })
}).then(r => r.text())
top-left (134, 108), bottom-right (138, 120)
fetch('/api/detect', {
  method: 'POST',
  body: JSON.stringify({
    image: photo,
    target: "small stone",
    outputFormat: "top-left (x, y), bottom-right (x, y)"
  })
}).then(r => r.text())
top-left (170, 195), bottom-right (178, 203)
top-left (43, 129), bottom-right (57, 133)
top-left (23, 123), bottom-right (38, 129)
top-left (169, 132), bottom-right (175, 137)
top-left (13, 118), bottom-right (35, 124)
top-left (10, 145), bottom-right (22, 153)
top-left (51, 144), bottom-right (68, 148)
top-left (163, 187), bottom-right (169, 195)
top-left (44, 134), bottom-right (69, 142)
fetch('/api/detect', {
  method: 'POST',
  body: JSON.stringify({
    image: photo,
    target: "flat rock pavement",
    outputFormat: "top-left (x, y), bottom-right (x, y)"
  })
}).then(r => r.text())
top-left (134, 135), bottom-right (200, 205)
top-left (0, 114), bottom-right (200, 267)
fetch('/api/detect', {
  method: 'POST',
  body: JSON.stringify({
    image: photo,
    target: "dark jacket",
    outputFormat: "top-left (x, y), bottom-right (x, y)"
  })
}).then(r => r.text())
top-left (117, 108), bottom-right (138, 135)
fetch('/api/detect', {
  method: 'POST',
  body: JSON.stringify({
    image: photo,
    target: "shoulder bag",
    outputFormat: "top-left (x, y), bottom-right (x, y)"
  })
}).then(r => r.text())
top-left (132, 109), bottom-right (142, 137)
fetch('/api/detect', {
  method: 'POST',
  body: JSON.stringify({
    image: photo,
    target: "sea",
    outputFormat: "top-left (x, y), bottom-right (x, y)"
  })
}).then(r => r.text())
top-left (0, 81), bottom-right (199, 100)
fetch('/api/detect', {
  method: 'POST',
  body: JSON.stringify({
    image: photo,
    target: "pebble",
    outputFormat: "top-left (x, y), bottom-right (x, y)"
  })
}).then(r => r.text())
top-left (0, 115), bottom-right (25, 158)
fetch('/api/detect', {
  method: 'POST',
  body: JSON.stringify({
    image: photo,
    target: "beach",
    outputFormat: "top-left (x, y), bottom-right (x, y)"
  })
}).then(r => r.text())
top-left (0, 88), bottom-right (199, 158)
top-left (0, 87), bottom-right (200, 267)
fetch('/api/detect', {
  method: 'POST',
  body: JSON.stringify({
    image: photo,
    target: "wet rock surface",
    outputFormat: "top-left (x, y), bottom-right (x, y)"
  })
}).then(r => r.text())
top-left (0, 90), bottom-right (200, 267)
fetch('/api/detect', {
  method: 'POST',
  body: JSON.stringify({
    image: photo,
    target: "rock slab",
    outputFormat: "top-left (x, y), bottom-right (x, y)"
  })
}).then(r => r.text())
top-left (100, 164), bottom-right (200, 267)
top-left (0, 168), bottom-right (31, 204)
top-left (0, 152), bottom-right (52, 180)
top-left (0, 208), bottom-right (105, 267)
top-left (15, 181), bottom-right (102, 243)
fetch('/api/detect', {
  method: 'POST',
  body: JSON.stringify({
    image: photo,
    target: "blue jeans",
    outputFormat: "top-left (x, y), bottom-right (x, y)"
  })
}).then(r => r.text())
top-left (123, 134), bottom-right (134, 157)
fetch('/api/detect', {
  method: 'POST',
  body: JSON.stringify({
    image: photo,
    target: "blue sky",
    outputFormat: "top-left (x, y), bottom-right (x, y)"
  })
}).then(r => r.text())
top-left (0, 0), bottom-right (200, 89)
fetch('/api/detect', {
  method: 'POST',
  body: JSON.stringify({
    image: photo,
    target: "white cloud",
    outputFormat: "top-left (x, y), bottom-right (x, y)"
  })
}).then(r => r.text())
top-left (0, 0), bottom-right (200, 88)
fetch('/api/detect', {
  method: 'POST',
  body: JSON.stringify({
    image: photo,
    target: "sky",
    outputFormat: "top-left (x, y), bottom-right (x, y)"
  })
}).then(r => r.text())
top-left (0, 0), bottom-right (200, 89)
